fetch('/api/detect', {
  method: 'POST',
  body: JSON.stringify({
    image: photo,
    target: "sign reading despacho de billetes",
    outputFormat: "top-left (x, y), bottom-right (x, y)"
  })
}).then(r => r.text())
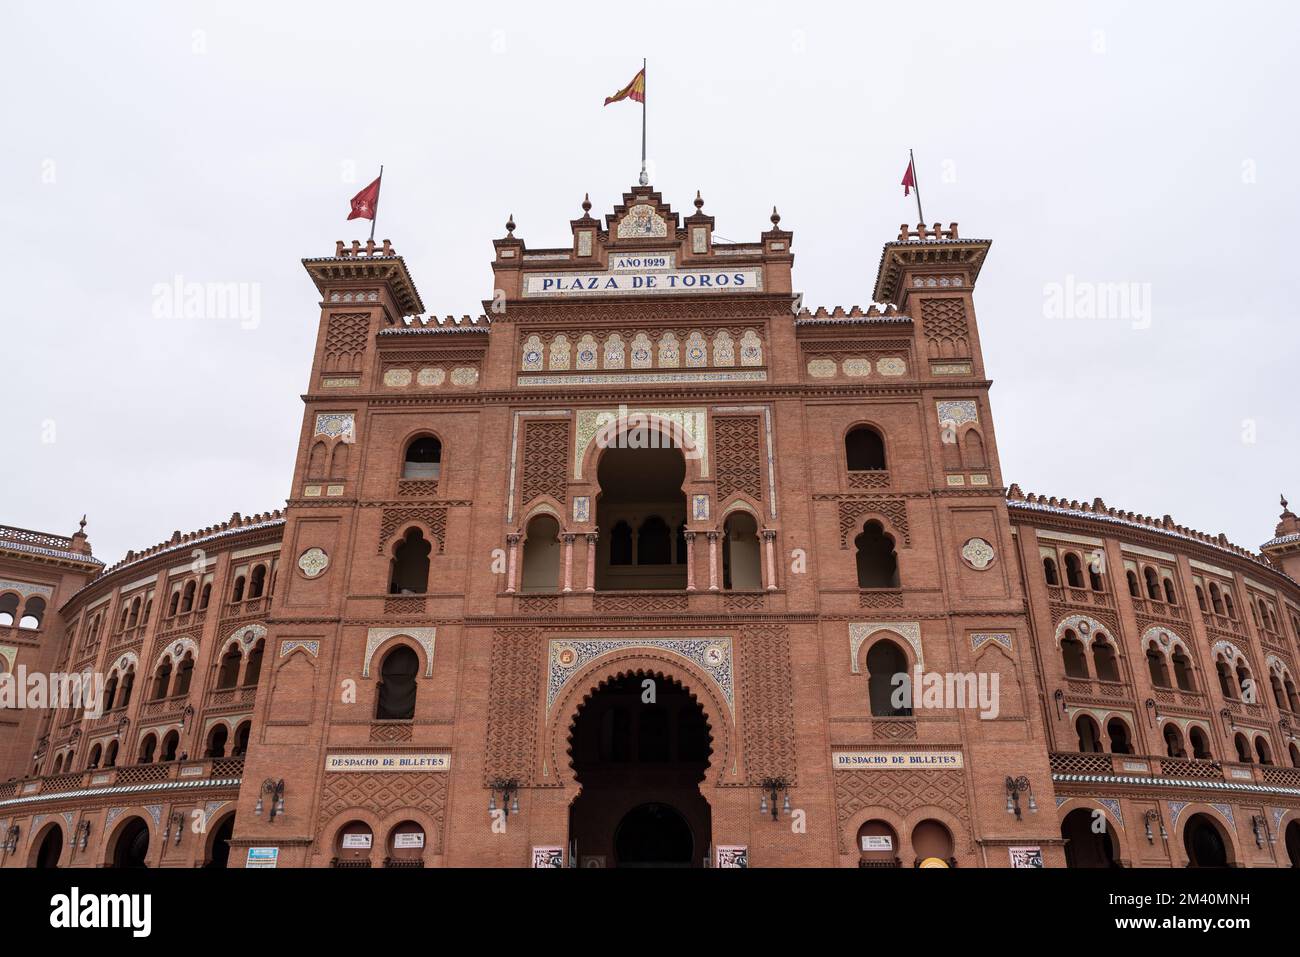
top-left (831, 751), bottom-right (963, 770)
top-left (324, 752), bottom-right (451, 772)
top-left (523, 266), bottom-right (762, 297)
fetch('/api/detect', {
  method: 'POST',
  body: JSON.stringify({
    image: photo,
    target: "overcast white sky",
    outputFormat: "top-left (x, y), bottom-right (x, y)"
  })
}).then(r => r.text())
top-left (1, 1), bottom-right (1296, 565)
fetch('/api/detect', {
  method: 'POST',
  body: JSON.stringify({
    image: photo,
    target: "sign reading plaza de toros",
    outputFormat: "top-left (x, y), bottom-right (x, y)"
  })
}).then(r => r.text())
top-left (522, 251), bottom-right (762, 298)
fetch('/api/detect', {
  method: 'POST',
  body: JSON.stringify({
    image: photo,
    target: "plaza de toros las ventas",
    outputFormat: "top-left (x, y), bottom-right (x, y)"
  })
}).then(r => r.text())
top-left (3, 184), bottom-right (1300, 870)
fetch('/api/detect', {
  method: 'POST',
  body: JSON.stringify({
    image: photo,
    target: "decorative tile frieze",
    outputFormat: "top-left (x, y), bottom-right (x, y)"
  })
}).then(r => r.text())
top-left (547, 637), bottom-right (734, 714)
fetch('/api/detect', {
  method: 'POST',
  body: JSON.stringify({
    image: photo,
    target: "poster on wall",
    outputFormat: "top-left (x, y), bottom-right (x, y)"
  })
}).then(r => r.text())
top-left (341, 833), bottom-right (372, 849)
top-left (245, 847), bottom-right (279, 868)
top-left (1008, 845), bottom-right (1043, 868)
top-left (861, 835), bottom-right (894, 851)
top-left (393, 832), bottom-right (425, 849)
top-left (715, 845), bottom-right (748, 868)
top-left (532, 846), bottom-right (565, 868)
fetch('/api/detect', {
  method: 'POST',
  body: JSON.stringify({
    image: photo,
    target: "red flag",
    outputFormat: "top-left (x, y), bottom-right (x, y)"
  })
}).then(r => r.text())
top-left (347, 176), bottom-right (381, 221)
top-left (901, 159), bottom-right (916, 196)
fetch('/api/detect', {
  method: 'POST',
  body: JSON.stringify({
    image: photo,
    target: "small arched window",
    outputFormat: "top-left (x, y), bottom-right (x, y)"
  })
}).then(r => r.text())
top-left (376, 645), bottom-right (420, 720)
top-left (1162, 578), bottom-right (1176, 604)
top-left (244, 640), bottom-right (265, 687)
top-left (1172, 648), bottom-right (1195, 691)
top-left (151, 660), bottom-right (173, 700)
top-left (1236, 662), bottom-right (1254, 702)
top-left (855, 521), bottom-right (899, 589)
top-left (1126, 570), bottom-right (1140, 598)
top-left (1076, 714), bottom-right (1102, 753)
top-left (160, 730), bottom-right (180, 762)
top-left (19, 597), bottom-right (45, 630)
top-left (866, 639), bottom-right (910, 717)
top-left (402, 437), bottom-right (442, 480)
top-left (1042, 556), bottom-right (1059, 586)
top-left (1064, 554), bottom-right (1084, 589)
top-left (1223, 589), bottom-right (1237, 619)
top-left (845, 426), bottom-right (886, 471)
top-left (1189, 726), bottom-right (1212, 760)
top-left (168, 590), bottom-right (181, 617)
top-left (637, 516), bottom-right (672, 566)
top-left (138, 734), bottom-right (157, 764)
top-left (1163, 724), bottom-right (1185, 758)
top-left (119, 669), bottom-right (136, 708)
top-left (609, 521), bottom-right (633, 566)
top-left (1146, 647), bottom-right (1171, 688)
top-left (1234, 733), bottom-right (1252, 763)
top-left (1209, 583), bottom-right (1224, 615)
top-left (1195, 585), bottom-right (1206, 612)
top-left (389, 528), bottom-right (431, 595)
top-left (181, 581), bottom-right (196, 613)
top-left (1143, 567), bottom-right (1160, 601)
top-left (248, 565), bottom-right (267, 599)
top-left (1216, 658), bottom-right (1237, 699)
top-left (0, 593), bottom-right (18, 626)
top-left (1106, 718), bottom-right (1133, 755)
top-left (104, 740), bottom-right (119, 768)
top-left (1088, 555), bottom-right (1104, 592)
top-left (217, 647), bottom-right (242, 689)
top-left (199, 583), bottom-right (211, 610)
top-left (231, 576), bottom-right (246, 604)
top-left (206, 725), bottom-right (228, 759)
top-left (172, 654), bottom-right (194, 697)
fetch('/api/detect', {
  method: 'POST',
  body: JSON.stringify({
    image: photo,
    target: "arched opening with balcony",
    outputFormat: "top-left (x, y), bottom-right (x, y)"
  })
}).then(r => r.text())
top-left (722, 510), bottom-right (761, 591)
top-left (1255, 736), bottom-right (1273, 766)
top-left (1189, 726), bottom-right (1212, 760)
top-left (1146, 646), bottom-right (1171, 688)
top-left (1171, 648), bottom-right (1195, 691)
top-left (1075, 714), bottom-right (1103, 752)
top-left (1092, 637), bottom-right (1120, 682)
top-left (160, 730), bottom-right (179, 762)
top-left (244, 639), bottom-right (264, 687)
top-left (594, 442), bottom-right (689, 591)
top-left (1105, 717), bottom-right (1133, 754)
top-left (137, 734), bottom-right (157, 764)
top-left (1143, 567), bottom-right (1161, 600)
top-left (205, 724), bottom-right (228, 759)
top-left (1163, 723), bottom-right (1185, 758)
top-left (19, 597), bottom-right (45, 630)
top-left (31, 823), bottom-right (63, 868)
top-left (216, 646), bottom-right (241, 690)
top-left (172, 654), bottom-right (194, 697)
top-left (1043, 556), bottom-right (1059, 586)
top-left (150, 660), bottom-right (172, 701)
top-left (520, 513), bottom-right (561, 593)
top-left (854, 521), bottom-right (899, 589)
top-left (248, 565), bottom-right (267, 599)
top-left (1233, 733), bottom-right (1252, 763)
top-left (0, 593), bottom-right (18, 626)
top-left (111, 817), bottom-right (151, 868)
top-left (1064, 553), bottom-right (1085, 588)
top-left (1183, 813), bottom-right (1231, 868)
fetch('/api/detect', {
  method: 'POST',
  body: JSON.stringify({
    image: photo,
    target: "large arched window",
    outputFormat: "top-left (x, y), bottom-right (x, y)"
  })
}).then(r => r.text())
top-left (1092, 637), bottom-right (1120, 682)
top-left (402, 436), bottom-right (442, 480)
top-left (376, 645), bottom-right (419, 720)
top-left (248, 565), bottom-right (267, 599)
top-left (854, 521), bottom-right (899, 588)
top-left (1189, 726), bottom-right (1212, 760)
top-left (1216, 658), bottom-right (1237, 699)
top-left (160, 730), bottom-right (180, 762)
top-left (206, 725), bottom-right (228, 759)
top-left (389, 528), bottom-right (431, 594)
top-left (866, 639), bottom-right (910, 717)
top-left (1234, 733), bottom-right (1252, 763)
top-left (1255, 736), bottom-right (1273, 766)
top-left (845, 426), bottom-right (886, 471)
top-left (118, 669), bottom-right (135, 708)
top-left (636, 516), bottom-right (672, 565)
top-left (1061, 630), bottom-right (1089, 679)
top-left (1163, 724), bottom-right (1185, 758)
top-left (137, 734), bottom-right (157, 764)
top-left (151, 660), bottom-right (173, 700)
top-left (520, 514), bottom-right (561, 592)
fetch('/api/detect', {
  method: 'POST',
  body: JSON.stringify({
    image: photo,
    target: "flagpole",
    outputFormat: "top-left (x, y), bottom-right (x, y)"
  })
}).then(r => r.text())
top-left (639, 58), bottom-right (648, 186)
top-left (909, 149), bottom-right (925, 225)
top-left (369, 165), bottom-right (384, 242)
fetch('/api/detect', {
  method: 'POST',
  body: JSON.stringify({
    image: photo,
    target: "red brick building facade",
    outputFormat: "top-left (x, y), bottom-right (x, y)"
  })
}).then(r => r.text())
top-left (3, 185), bottom-right (1299, 868)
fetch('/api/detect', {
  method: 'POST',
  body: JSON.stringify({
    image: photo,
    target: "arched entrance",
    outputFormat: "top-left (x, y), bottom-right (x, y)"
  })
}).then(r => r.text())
top-left (1285, 820), bottom-right (1300, 868)
top-left (1183, 813), bottom-right (1229, 868)
top-left (112, 817), bottom-right (150, 868)
top-left (568, 672), bottom-right (712, 867)
top-left (204, 814), bottom-right (235, 868)
top-left (614, 803), bottom-right (694, 867)
top-left (1060, 807), bottom-right (1118, 867)
top-left (32, 824), bottom-right (63, 868)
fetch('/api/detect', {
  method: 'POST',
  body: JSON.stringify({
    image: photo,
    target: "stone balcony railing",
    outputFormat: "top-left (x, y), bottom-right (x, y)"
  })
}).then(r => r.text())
top-left (1129, 596), bottom-right (1185, 620)
top-left (207, 685), bottom-right (259, 708)
top-left (0, 757), bottom-right (244, 803)
top-left (1048, 585), bottom-right (1114, 609)
top-left (1202, 612), bottom-right (1246, 637)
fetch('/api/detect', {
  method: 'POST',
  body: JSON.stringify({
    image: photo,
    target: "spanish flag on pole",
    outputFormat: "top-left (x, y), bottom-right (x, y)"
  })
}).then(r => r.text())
top-left (604, 66), bottom-right (645, 105)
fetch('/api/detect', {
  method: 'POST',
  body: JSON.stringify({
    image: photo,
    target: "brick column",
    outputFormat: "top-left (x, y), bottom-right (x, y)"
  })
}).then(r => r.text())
top-left (707, 532), bottom-right (720, 592)
top-left (685, 532), bottom-right (696, 591)
top-left (585, 533), bottom-right (597, 592)
top-left (762, 529), bottom-right (777, 591)
top-left (562, 534), bottom-right (574, 592)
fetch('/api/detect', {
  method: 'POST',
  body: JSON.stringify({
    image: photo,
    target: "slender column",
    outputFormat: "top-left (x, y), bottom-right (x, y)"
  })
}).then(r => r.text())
top-left (585, 533), bottom-right (598, 592)
top-left (562, 534), bottom-right (575, 592)
top-left (707, 532), bottom-right (720, 592)
top-left (684, 531), bottom-right (697, 591)
top-left (505, 534), bottom-right (520, 593)
top-left (762, 529), bottom-right (778, 591)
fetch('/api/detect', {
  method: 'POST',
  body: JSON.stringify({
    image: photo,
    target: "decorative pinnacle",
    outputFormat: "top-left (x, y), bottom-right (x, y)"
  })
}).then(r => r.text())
top-left (581, 193), bottom-right (591, 214)
top-left (694, 190), bottom-right (704, 211)
top-left (79, 514), bottom-right (87, 532)
top-left (770, 206), bottom-right (781, 227)
top-left (506, 213), bottom-right (515, 235)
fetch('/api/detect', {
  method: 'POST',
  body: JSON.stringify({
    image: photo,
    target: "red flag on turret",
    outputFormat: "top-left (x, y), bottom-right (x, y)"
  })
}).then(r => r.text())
top-left (347, 175), bottom-right (382, 221)
top-left (901, 159), bottom-right (916, 196)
